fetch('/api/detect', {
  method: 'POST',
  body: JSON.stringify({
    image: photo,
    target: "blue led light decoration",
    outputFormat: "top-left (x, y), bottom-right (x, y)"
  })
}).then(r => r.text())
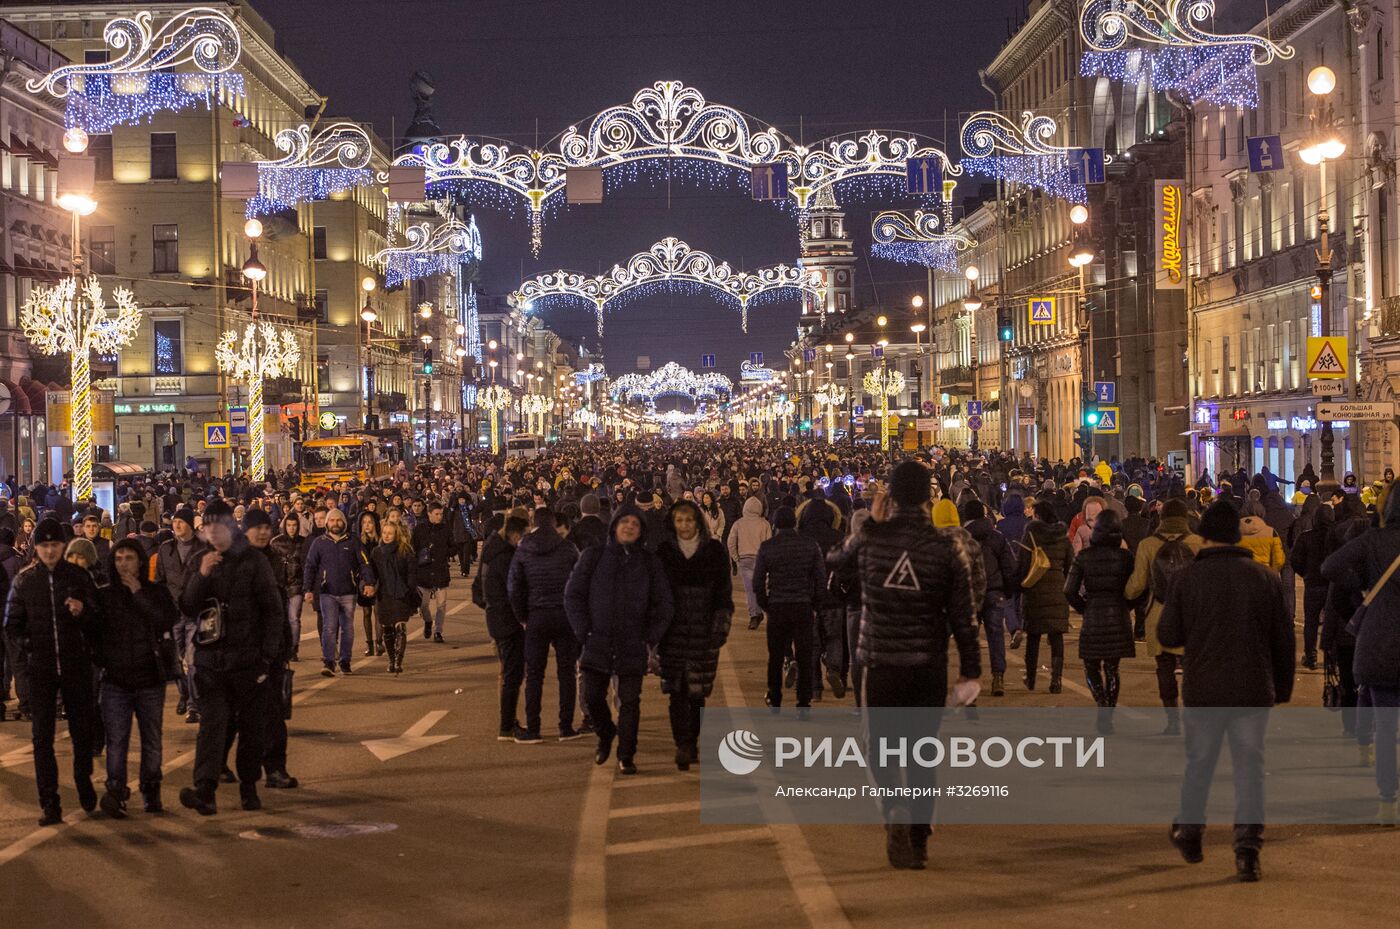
top-left (464, 283), bottom-right (483, 361)
top-left (510, 237), bottom-right (823, 335)
top-left (609, 361), bottom-right (732, 406)
top-left (1078, 0), bottom-right (1294, 108)
top-left (245, 123), bottom-right (376, 217)
top-left (958, 110), bottom-right (1091, 202)
top-left (870, 210), bottom-right (976, 273)
top-left (372, 216), bottom-right (484, 288)
top-left (28, 7), bottom-right (244, 133)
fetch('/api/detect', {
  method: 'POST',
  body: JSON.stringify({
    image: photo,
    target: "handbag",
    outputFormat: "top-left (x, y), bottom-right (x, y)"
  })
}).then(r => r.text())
top-left (1321, 658), bottom-right (1344, 711)
top-left (195, 598), bottom-right (225, 646)
top-left (1020, 537), bottom-right (1051, 589)
top-left (1345, 549), bottom-right (1400, 638)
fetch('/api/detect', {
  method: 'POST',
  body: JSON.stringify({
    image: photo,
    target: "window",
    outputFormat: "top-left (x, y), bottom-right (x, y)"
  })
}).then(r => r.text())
top-left (153, 320), bottom-right (183, 375)
top-left (1378, 28), bottom-right (1385, 81)
top-left (1219, 122), bottom-right (1227, 160)
top-left (316, 355), bottom-right (331, 393)
top-left (314, 288), bottom-right (328, 323)
top-left (152, 224), bottom-right (178, 273)
top-left (149, 132), bottom-right (177, 180)
top-left (89, 225), bottom-right (115, 274)
top-left (89, 134), bottom-right (112, 180)
top-left (313, 226), bottom-right (327, 260)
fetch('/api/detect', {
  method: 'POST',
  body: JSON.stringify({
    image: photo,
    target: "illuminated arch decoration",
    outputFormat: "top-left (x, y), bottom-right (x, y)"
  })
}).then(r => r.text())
top-left (29, 7), bottom-right (244, 132)
top-left (959, 110), bottom-right (1095, 203)
top-left (871, 210), bottom-right (977, 273)
top-left (1078, 0), bottom-right (1294, 108)
top-left (372, 216), bottom-right (484, 288)
top-left (574, 363), bottom-right (608, 386)
top-left (511, 237), bottom-right (822, 335)
top-left (244, 122), bottom-right (376, 217)
top-left (392, 80), bottom-right (958, 255)
top-left (609, 361), bottom-right (732, 405)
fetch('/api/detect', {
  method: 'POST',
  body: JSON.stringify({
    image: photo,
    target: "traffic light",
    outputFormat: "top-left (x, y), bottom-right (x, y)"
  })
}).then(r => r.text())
top-left (1078, 388), bottom-right (1098, 455)
top-left (423, 348), bottom-right (434, 376)
top-left (289, 416), bottom-right (303, 443)
top-left (997, 305), bottom-right (1013, 342)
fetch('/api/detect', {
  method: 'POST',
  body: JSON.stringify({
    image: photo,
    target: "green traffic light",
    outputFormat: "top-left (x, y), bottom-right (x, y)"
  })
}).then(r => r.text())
top-left (1085, 411), bottom-right (1100, 426)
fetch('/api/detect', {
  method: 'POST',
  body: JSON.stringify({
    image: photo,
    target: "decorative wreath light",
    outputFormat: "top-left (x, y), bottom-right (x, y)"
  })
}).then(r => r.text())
top-left (245, 122), bottom-right (376, 216)
top-left (864, 368), bottom-right (906, 397)
top-left (958, 110), bottom-right (1097, 203)
top-left (1078, 0), bottom-right (1294, 108)
top-left (574, 363), bottom-right (608, 386)
top-left (512, 237), bottom-right (822, 334)
top-left (815, 384), bottom-right (848, 408)
top-left (215, 322), bottom-right (301, 483)
top-left (29, 7), bottom-right (244, 132)
top-left (477, 384), bottom-right (513, 454)
top-left (372, 216), bottom-right (484, 288)
top-left (871, 210), bottom-right (978, 273)
top-left (609, 361), bottom-right (732, 405)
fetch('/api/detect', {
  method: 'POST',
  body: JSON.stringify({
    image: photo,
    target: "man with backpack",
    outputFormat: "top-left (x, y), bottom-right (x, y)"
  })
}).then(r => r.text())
top-left (1125, 498), bottom-right (1203, 734)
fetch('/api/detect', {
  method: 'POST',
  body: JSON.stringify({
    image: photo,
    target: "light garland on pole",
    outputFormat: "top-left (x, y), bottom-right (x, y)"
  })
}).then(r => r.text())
top-left (864, 368), bottom-right (905, 452)
top-left (1078, 0), bottom-right (1294, 108)
top-left (871, 210), bottom-right (977, 273)
top-left (22, 278), bottom-right (141, 502)
top-left (28, 7), bottom-right (245, 132)
top-left (772, 397), bottom-right (795, 438)
top-left (512, 237), bottom-right (821, 334)
top-left (958, 110), bottom-right (1092, 202)
top-left (372, 216), bottom-right (484, 288)
top-left (520, 393), bottom-right (550, 436)
top-left (477, 384), bottom-right (512, 454)
top-left (245, 122), bottom-right (376, 216)
top-left (815, 384), bottom-right (848, 443)
top-left (215, 322), bottom-right (301, 483)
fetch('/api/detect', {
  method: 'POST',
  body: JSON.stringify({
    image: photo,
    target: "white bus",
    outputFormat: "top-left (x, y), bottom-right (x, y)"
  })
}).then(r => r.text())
top-left (505, 433), bottom-right (547, 459)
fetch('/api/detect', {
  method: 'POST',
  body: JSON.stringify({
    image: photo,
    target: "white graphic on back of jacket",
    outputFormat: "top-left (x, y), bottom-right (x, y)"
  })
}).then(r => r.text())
top-left (883, 551), bottom-right (921, 590)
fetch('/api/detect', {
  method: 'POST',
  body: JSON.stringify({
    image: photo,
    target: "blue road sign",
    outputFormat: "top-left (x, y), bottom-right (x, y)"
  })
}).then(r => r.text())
top-left (1068, 147), bottom-right (1106, 185)
top-left (1247, 135), bottom-right (1284, 173)
top-left (1094, 381), bottom-right (1116, 404)
top-left (854, 405), bottom-right (865, 416)
top-left (750, 163), bottom-right (789, 201)
top-left (1093, 406), bottom-right (1120, 434)
top-left (229, 405), bottom-right (248, 436)
top-left (871, 346), bottom-right (884, 359)
top-left (701, 353), bottom-right (716, 369)
top-left (802, 348), bottom-right (816, 363)
top-left (749, 351), bottom-right (764, 366)
top-left (966, 400), bottom-right (982, 416)
top-left (204, 423), bottom-right (230, 449)
top-left (967, 414), bottom-right (983, 432)
top-left (1029, 297), bottom-right (1056, 324)
top-left (905, 156), bottom-right (943, 196)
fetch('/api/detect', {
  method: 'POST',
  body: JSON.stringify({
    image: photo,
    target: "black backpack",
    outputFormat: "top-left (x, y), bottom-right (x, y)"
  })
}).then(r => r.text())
top-left (1149, 533), bottom-right (1194, 602)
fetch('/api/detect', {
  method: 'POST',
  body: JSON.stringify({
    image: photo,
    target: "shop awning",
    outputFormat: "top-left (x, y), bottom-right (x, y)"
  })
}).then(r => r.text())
top-left (1200, 425), bottom-right (1252, 441)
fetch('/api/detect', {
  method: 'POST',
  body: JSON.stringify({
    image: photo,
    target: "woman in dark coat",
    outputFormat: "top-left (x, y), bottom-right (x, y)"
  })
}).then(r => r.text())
top-left (371, 521), bottom-right (417, 675)
top-left (353, 511), bottom-right (382, 657)
top-left (1064, 510), bottom-right (1135, 730)
top-left (1017, 501), bottom-right (1073, 693)
top-left (657, 501), bottom-right (733, 770)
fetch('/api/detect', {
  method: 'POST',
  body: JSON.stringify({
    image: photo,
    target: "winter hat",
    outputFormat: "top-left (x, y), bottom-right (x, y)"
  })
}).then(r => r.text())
top-left (773, 506), bottom-right (797, 530)
top-left (140, 520), bottom-right (159, 534)
top-left (1160, 499), bottom-right (1189, 520)
top-left (580, 493), bottom-right (601, 516)
top-left (958, 499), bottom-right (985, 523)
top-left (1199, 500), bottom-right (1242, 544)
top-left (173, 506), bottom-right (197, 529)
top-left (243, 508), bottom-right (272, 530)
top-left (32, 518), bottom-right (64, 545)
top-left (636, 490), bottom-right (655, 506)
top-left (65, 537), bottom-right (98, 566)
top-left (889, 460), bottom-right (931, 506)
top-left (203, 498), bottom-right (234, 522)
top-left (932, 499), bottom-right (960, 528)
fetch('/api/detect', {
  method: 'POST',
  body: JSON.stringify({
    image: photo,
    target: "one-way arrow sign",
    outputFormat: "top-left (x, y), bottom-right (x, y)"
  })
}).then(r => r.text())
top-left (362, 710), bottom-right (458, 762)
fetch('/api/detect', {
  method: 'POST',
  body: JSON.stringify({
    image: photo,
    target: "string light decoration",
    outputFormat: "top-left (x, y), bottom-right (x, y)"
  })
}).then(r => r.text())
top-left (215, 322), bottom-right (301, 482)
top-left (373, 216), bottom-right (484, 288)
top-left (520, 393), bottom-right (551, 435)
top-left (29, 7), bottom-right (244, 132)
top-left (1078, 0), bottom-right (1294, 108)
top-left (739, 360), bottom-right (779, 383)
top-left (574, 363), bottom-right (608, 386)
top-left (22, 278), bottom-right (142, 502)
top-left (392, 80), bottom-right (956, 254)
top-left (477, 384), bottom-right (512, 454)
top-left (245, 122), bottom-right (375, 216)
top-left (609, 361), bottom-right (732, 405)
top-left (464, 283), bottom-right (483, 361)
top-left (864, 368), bottom-right (905, 452)
top-left (814, 384), bottom-right (848, 442)
top-left (871, 210), bottom-right (978, 273)
top-left (958, 110), bottom-right (1089, 202)
top-left (511, 237), bottom-right (822, 334)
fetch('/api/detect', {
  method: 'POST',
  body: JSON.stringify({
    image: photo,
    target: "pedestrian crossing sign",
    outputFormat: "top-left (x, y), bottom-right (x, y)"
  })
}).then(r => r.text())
top-left (1093, 406), bottom-right (1120, 434)
top-left (1306, 336), bottom-right (1348, 379)
top-left (1029, 297), bottom-right (1056, 325)
top-left (204, 422), bottom-right (230, 449)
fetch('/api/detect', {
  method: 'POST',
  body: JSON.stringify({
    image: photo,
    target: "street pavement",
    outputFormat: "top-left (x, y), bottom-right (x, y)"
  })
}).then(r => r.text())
top-left (1, 573), bottom-right (1396, 929)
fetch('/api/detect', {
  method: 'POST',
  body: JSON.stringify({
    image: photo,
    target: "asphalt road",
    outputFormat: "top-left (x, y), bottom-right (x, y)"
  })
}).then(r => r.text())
top-left (0, 573), bottom-right (1396, 929)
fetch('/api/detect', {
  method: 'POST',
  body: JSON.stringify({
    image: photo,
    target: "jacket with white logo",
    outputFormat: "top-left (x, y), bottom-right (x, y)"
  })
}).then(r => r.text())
top-left (854, 505), bottom-right (980, 675)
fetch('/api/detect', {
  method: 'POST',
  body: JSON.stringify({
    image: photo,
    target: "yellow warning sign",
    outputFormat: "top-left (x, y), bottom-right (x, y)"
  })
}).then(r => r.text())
top-left (1306, 336), bottom-right (1349, 380)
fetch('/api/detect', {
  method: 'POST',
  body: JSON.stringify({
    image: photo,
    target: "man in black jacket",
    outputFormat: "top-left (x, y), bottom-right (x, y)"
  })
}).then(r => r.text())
top-left (960, 499), bottom-right (1019, 696)
top-left (246, 509), bottom-right (298, 791)
top-left (178, 502), bottom-right (283, 816)
top-left (1158, 500), bottom-right (1295, 883)
top-left (752, 506), bottom-right (825, 710)
top-left (4, 518), bottom-right (100, 825)
top-left (479, 515), bottom-right (527, 740)
top-left (411, 501), bottom-right (454, 643)
top-left (854, 462), bottom-right (980, 870)
top-left (507, 507), bottom-right (582, 743)
top-left (565, 494), bottom-right (608, 552)
top-left (154, 506), bottom-right (207, 722)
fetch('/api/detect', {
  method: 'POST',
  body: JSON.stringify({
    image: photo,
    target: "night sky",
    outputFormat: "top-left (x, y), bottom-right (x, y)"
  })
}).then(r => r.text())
top-left (258, 0), bottom-right (1027, 380)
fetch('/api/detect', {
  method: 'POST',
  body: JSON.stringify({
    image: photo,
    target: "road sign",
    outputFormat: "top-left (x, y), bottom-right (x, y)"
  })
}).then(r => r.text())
top-left (318, 411), bottom-right (338, 431)
top-left (905, 156), bottom-right (943, 195)
top-left (915, 417), bottom-right (938, 431)
top-left (701, 353), bottom-right (716, 369)
top-left (1247, 135), bottom-right (1284, 173)
top-left (967, 413), bottom-right (983, 432)
top-left (1306, 336), bottom-right (1348, 379)
top-left (1029, 297), bottom-right (1056, 325)
top-left (966, 400), bottom-right (982, 416)
top-left (921, 400), bottom-right (936, 415)
top-left (1317, 401), bottom-right (1394, 421)
top-left (1093, 406), bottom-right (1120, 434)
top-left (1018, 405), bottom-right (1036, 426)
top-left (750, 163), bottom-right (788, 201)
top-left (1094, 381), bottom-right (1116, 404)
top-left (1068, 147), bottom-right (1106, 185)
top-left (1311, 379), bottom-right (1346, 397)
top-left (854, 404), bottom-right (865, 416)
top-left (749, 351), bottom-right (764, 366)
top-left (802, 348), bottom-right (817, 363)
top-left (872, 345), bottom-right (884, 358)
top-left (204, 422), bottom-right (230, 449)
top-left (229, 405), bottom-right (248, 435)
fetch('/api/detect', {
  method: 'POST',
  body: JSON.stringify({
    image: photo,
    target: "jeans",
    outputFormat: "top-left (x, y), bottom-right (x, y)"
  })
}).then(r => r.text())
top-left (100, 681), bottom-right (165, 796)
top-left (319, 594), bottom-right (357, 665)
top-left (1176, 707), bottom-right (1268, 853)
top-left (28, 666), bottom-right (95, 809)
top-left (982, 591), bottom-right (1008, 675)
top-left (1357, 685), bottom-right (1400, 803)
top-left (191, 666), bottom-right (268, 799)
top-left (418, 587), bottom-right (448, 636)
top-left (766, 602), bottom-right (814, 707)
top-left (862, 665), bottom-right (945, 827)
top-left (738, 555), bottom-right (760, 618)
top-left (523, 615), bottom-right (580, 734)
top-left (1004, 593), bottom-right (1023, 636)
top-left (287, 598), bottom-right (303, 656)
top-left (173, 617), bottom-right (199, 711)
top-left (494, 630), bottom-right (526, 732)
top-left (809, 607), bottom-right (845, 696)
top-left (583, 669), bottom-right (642, 763)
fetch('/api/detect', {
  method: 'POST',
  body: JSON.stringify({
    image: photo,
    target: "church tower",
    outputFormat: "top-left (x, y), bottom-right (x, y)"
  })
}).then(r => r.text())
top-left (799, 186), bottom-right (857, 320)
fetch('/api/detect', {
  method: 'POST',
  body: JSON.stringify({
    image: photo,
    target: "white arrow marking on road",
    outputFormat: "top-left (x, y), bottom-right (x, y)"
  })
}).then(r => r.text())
top-left (361, 710), bottom-right (457, 762)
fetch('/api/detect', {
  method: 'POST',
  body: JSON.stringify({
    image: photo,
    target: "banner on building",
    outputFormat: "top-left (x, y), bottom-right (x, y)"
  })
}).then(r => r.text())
top-left (1154, 179), bottom-right (1186, 291)
top-left (46, 390), bottom-right (116, 447)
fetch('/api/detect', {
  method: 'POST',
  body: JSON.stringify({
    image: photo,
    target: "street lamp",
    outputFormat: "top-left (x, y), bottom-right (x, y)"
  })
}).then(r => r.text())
top-left (1301, 64), bottom-right (1346, 494)
top-left (1069, 205), bottom-right (1096, 460)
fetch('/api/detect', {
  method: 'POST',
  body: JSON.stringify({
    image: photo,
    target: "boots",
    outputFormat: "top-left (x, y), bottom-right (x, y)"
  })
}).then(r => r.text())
top-left (1104, 664), bottom-right (1121, 706)
top-left (175, 675), bottom-right (189, 717)
top-left (1048, 657), bottom-right (1063, 695)
top-left (990, 672), bottom-right (1004, 697)
top-left (1084, 665), bottom-right (1105, 705)
top-left (1024, 666), bottom-right (1037, 691)
top-left (1162, 705), bottom-right (1181, 736)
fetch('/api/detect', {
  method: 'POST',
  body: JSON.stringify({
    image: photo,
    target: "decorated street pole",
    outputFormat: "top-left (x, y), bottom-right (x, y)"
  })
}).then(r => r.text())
top-left (816, 384), bottom-right (847, 443)
top-left (773, 398), bottom-right (795, 439)
top-left (864, 368), bottom-right (905, 453)
top-left (478, 385), bottom-right (511, 454)
top-left (216, 322), bottom-right (301, 482)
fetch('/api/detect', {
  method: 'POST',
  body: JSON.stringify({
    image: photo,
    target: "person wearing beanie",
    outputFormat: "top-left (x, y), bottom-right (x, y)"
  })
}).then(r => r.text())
top-left (566, 493), bottom-right (608, 552)
top-left (154, 502), bottom-right (210, 723)
top-left (1158, 499), bottom-right (1294, 882)
top-left (506, 507), bottom-right (582, 743)
top-left (849, 460), bottom-right (981, 870)
top-left (751, 506), bottom-right (825, 710)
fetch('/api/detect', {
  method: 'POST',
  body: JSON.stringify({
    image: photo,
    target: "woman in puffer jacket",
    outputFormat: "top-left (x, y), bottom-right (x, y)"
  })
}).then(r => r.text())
top-left (1239, 500), bottom-right (1286, 571)
top-left (656, 501), bottom-right (732, 770)
top-left (1065, 510), bottom-right (1136, 732)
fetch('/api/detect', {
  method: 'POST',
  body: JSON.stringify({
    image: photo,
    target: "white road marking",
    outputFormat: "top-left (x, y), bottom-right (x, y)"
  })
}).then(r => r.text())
top-left (361, 710), bottom-right (457, 762)
top-left (566, 759), bottom-right (614, 929)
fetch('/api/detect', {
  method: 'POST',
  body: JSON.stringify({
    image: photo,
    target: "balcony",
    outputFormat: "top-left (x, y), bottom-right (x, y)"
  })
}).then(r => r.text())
top-left (938, 365), bottom-right (974, 391)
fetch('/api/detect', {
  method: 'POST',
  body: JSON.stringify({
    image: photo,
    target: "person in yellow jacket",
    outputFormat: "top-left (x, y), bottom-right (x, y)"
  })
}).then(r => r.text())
top-left (1094, 459), bottom-right (1113, 486)
top-left (1124, 499), bottom-right (1203, 734)
top-left (1238, 501), bottom-right (1286, 570)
